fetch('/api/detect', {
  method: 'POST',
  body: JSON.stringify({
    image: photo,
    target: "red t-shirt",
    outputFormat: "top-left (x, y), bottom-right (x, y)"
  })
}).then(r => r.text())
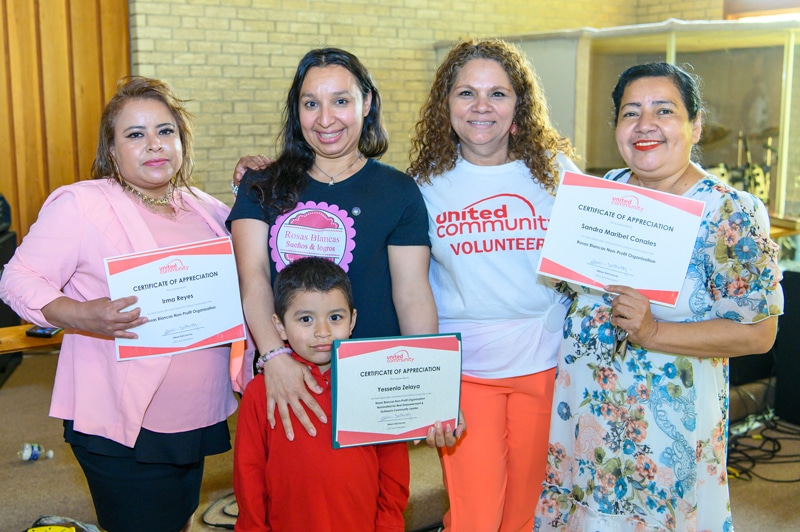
top-left (233, 354), bottom-right (410, 531)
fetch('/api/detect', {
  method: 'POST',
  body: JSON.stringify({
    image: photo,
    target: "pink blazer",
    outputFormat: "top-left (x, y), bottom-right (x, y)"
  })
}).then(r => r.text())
top-left (0, 179), bottom-right (242, 446)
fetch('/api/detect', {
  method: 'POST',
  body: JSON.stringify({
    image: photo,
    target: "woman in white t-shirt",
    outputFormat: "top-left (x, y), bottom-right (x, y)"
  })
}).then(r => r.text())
top-left (407, 38), bottom-right (579, 532)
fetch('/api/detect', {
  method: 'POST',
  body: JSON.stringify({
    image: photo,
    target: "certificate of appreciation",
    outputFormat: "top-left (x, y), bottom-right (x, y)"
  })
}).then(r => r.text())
top-left (104, 237), bottom-right (246, 360)
top-left (331, 334), bottom-right (462, 448)
top-left (537, 172), bottom-right (705, 307)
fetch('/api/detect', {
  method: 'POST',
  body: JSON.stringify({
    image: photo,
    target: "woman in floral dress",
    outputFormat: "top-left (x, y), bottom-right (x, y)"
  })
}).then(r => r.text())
top-left (534, 62), bottom-right (783, 531)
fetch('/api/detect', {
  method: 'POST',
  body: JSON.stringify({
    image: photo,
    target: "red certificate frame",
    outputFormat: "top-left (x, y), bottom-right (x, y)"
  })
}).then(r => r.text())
top-left (331, 333), bottom-right (461, 448)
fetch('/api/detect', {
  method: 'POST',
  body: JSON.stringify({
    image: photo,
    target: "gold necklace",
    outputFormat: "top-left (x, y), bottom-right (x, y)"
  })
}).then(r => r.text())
top-left (314, 153), bottom-right (363, 186)
top-left (122, 181), bottom-right (174, 206)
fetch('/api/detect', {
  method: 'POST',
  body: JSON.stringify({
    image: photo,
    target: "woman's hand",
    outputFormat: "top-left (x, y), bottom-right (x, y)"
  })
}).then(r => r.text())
top-left (606, 284), bottom-right (658, 348)
top-left (261, 352), bottom-right (326, 441)
top-left (608, 284), bottom-right (778, 358)
top-left (230, 218), bottom-right (326, 439)
top-left (232, 154), bottom-right (272, 188)
top-left (424, 409), bottom-right (467, 448)
top-left (41, 295), bottom-right (147, 339)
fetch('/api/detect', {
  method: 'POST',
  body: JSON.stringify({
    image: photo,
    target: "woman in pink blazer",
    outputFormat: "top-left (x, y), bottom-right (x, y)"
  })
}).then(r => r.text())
top-left (0, 77), bottom-right (238, 532)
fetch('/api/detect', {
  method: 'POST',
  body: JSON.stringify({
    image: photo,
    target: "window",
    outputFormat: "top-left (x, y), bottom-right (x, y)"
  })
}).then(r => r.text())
top-left (726, 1), bottom-right (800, 20)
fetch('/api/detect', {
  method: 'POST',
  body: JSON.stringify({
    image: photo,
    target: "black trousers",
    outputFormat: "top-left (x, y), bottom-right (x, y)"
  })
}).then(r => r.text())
top-left (71, 443), bottom-right (203, 532)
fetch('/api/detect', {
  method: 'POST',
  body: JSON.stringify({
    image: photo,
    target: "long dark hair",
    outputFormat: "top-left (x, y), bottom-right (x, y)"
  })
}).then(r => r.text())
top-left (252, 48), bottom-right (388, 219)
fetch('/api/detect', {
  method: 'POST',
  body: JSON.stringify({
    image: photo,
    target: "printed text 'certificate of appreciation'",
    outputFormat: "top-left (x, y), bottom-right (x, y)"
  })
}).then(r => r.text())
top-left (537, 172), bottom-right (705, 307)
top-left (105, 237), bottom-right (246, 360)
top-left (331, 334), bottom-right (461, 448)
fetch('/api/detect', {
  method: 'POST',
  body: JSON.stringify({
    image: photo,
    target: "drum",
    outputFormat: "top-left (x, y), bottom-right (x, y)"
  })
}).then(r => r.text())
top-left (705, 163), bottom-right (731, 186)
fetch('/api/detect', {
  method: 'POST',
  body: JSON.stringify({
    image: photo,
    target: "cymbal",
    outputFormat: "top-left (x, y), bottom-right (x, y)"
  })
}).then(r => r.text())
top-left (747, 126), bottom-right (780, 140)
top-left (699, 123), bottom-right (730, 146)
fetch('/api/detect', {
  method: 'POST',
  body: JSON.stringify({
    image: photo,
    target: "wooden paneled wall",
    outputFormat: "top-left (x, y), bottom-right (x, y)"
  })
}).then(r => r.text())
top-left (0, 0), bottom-right (130, 242)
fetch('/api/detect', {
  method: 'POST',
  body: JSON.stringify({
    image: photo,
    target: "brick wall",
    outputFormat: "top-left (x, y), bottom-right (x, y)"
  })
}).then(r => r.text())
top-left (128, 0), bottom-right (723, 202)
top-left (637, 0), bottom-right (724, 24)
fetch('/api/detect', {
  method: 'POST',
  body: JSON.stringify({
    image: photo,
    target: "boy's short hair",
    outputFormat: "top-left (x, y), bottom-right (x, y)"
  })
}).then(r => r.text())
top-left (273, 257), bottom-right (355, 319)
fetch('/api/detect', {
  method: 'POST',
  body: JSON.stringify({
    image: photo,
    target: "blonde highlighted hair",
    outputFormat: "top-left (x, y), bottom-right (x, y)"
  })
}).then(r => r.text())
top-left (92, 76), bottom-right (194, 189)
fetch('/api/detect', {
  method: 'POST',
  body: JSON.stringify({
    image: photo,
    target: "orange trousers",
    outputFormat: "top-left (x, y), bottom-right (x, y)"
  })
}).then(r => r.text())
top-left (439, 369), bottom-right (556, 532)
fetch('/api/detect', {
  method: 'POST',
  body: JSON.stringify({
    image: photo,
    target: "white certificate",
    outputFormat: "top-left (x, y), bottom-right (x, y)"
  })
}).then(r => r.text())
top-left (537, 172), bottom-right (705, 307)
top-left (104, 237), bottom-right (246, 360)
top-left (331, 334), bottom-right (462, 448)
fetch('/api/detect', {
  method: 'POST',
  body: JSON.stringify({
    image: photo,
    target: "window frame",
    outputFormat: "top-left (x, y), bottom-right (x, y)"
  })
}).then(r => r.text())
top-left (726, 1), bottom-right (800, 19)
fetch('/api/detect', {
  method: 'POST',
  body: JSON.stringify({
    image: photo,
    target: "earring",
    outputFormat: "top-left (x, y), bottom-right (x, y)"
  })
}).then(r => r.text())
top-left (510, 122), bottom-right (519, 136)
top-left (110, 156), bottom-right (123, 185)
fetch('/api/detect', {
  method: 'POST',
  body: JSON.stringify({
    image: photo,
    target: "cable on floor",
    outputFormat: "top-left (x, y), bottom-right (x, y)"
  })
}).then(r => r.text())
top-left (728, 418), bottom-right (800, 483)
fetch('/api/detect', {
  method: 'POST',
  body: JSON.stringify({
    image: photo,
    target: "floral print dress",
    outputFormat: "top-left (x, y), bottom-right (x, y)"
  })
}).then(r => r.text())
top-left (534, 170), bottom-right (783, 532)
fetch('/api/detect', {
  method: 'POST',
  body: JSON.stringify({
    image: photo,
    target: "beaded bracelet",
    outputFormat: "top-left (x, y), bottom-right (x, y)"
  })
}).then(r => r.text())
top-left (255, 347), bottom-right (292, 374)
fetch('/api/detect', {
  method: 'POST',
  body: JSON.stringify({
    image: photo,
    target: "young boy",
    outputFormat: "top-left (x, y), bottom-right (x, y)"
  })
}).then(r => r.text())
top-left (233, 257), bottom-right (410, 531)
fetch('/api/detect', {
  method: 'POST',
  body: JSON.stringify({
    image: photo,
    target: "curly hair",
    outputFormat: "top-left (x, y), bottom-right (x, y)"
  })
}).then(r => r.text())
top-left (92, 76), bottom-right (194, 189)
top-left (251, 47), bottom-right (388, 220)
top-left (408, 38), bottom-right (575, 193)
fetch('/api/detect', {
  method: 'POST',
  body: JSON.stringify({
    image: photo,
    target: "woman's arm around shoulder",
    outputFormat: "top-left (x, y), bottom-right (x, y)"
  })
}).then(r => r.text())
top-left (230, 217), bottom-right (326, 440)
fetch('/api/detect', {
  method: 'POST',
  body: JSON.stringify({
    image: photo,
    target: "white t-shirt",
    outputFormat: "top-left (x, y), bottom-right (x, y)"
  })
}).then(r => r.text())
top-left (419, 155), bottom-right (579, 379)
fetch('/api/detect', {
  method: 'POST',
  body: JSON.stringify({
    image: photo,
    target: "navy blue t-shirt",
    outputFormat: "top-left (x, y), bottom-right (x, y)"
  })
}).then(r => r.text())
top-left (227, 159), bottom-right (430, 339)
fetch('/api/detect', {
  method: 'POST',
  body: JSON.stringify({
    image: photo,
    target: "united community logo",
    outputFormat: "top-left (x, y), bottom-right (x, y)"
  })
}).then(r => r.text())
top-left (433, 193), bottom-right (549, 255)
top-left (610, 195), bottom-right (645, 212)
top-left (386, 350), bottom-right (414, 363)
top-left (159, 259), bottom-right (189, 274)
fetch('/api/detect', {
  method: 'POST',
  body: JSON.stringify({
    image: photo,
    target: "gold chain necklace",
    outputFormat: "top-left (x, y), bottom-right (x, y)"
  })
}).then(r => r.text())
top-left (314, 153), bottom-right (363, 186)
top-left (122, 181), bottom-right (174, 206)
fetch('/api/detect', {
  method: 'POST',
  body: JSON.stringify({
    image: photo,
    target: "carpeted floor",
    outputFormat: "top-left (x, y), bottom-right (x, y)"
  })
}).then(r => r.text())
top-left (0, 351), bottom-right (446, 532)
top-left (2, 350), bottom-right (799, 531)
